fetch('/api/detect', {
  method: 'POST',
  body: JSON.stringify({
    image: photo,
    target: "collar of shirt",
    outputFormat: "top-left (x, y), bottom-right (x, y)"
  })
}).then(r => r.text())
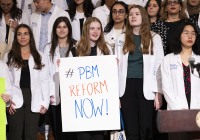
top-left (41, 4), bottom-right (55, 15)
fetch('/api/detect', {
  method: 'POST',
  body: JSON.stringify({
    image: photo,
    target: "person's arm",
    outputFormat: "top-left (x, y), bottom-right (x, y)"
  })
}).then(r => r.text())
top-left (39, 53), bottom-right (50, 114)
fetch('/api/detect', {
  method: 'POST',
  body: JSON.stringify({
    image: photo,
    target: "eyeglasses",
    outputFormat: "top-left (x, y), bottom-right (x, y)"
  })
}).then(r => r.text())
top-left (167, 0), bottom-right (180, 6)
top-left (112, 10), bottom-right (125, 15)
top-left (182, 31), bottom-right (197, 38)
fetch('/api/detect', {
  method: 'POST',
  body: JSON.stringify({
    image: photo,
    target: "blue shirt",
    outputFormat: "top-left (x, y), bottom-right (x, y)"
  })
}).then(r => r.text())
top-left (39, 4), bottom-right (55, 51)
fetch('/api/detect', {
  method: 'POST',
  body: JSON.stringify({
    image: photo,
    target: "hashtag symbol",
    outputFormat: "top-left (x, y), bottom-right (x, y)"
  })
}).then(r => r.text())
top-left (65, 68), bottom-right (74, 78)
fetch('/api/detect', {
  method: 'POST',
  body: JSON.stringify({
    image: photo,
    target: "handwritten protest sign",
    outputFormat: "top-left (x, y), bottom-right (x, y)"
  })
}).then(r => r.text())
top-left (59, 55), bottom-right (120, 132)
top-left (0, 78), bottom-right (6, 140)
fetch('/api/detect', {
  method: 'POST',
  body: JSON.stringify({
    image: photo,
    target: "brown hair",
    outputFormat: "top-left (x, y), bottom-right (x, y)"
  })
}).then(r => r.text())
top-left (76, 17), bottom-right (110, 56)
top-left (7, 24), bottom-right (44, 70)
top-left (123, 5), bottom-right (153, 55)
top-left (160, 0), bottom-right (188, 20)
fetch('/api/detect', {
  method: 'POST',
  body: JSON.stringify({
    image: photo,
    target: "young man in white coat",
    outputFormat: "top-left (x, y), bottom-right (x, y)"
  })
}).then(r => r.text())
top-left (31, 0), bottom-right (71, 52)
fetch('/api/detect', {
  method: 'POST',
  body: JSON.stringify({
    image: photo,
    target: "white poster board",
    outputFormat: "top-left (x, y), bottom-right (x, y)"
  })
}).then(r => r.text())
top-left (59, 55), bottom-right (120, 132)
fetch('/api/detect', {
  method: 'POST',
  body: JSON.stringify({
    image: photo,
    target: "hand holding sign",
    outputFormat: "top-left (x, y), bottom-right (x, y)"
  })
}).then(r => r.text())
top-left (59, 56), bottom-right (120, 132)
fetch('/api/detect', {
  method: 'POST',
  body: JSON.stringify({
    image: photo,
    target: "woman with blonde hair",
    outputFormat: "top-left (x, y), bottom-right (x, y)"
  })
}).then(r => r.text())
top-left (71, 17), bottom-right (111, 56)
top-left (70, 16), bottom-right (112, 140)
top-left (115, 5), bottom-right (164, 140)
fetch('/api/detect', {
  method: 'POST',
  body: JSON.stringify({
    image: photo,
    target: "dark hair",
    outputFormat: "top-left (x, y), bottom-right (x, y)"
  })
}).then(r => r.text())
top-left (104, 1), bottom-right (128, 33)
top-left (0, 0), bottom-right (22, 21)
top-left (50, 17), bottom-right (76, 61)
top-left (68, 0), bottom-right (94, 21)
top-left (7, 24), bottom-right (44, 70)
top-left (145, 0), bottom-right (162, 20)
top-left (170, 22), bottom-right (200, 55)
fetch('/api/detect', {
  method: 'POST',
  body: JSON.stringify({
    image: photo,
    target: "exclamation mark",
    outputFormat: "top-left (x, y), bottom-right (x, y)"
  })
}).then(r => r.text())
top-left (106, 99), bottom-right (108, 115)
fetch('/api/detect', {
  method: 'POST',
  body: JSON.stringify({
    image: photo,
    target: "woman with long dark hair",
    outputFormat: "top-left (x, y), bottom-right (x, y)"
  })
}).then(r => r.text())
top-left (5, 24), bottom-right (49, 140)
top-left (44, 16), bottom-right (76, 140)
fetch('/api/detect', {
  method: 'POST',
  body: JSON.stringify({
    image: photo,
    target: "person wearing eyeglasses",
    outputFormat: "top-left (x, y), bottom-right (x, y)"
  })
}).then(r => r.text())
top-left (161, 21), bottom-right (200, 140)
top-left (104, 1), bottom-right (128, 54)
top-left (92, 0), bottom-right (116, 30)
top-left (0, 0), bottom-right (29, 60)
top-left (151, 0), bottom-right (188, 56)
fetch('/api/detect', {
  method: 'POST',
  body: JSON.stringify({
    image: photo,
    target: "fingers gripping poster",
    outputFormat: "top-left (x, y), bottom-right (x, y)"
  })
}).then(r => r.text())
top-left (59, 55), bottom-right (120, 132)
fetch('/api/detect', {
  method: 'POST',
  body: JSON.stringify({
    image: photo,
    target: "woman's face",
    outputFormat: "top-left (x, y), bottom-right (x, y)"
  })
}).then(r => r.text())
top-left (112, 4), bottom-right (127, 24)
top-left (56, 21), bottom-right (69, 39)
top-left (17, 27), bottom-right (30, 48)
top-left (165, 0), bottom-right (181, 15)
top-left (75, 0), bottom-right (84, 5)
top-left (181, 25), bottom-right (196, 49)
top-left (128, 8), bottom-right (142, 27)
top-left (188, 0), bottom-right (200, 7)
top-left (89, 21), bottom-right (101, 44)
top-left (147, 0), bottom-right (160, 18)
top-left (0, 0), bottom-right (13, 14)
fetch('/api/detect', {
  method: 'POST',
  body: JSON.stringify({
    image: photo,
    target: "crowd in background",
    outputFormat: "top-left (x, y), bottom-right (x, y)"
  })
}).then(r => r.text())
top-left (0, 0), bottom-right (200, 140)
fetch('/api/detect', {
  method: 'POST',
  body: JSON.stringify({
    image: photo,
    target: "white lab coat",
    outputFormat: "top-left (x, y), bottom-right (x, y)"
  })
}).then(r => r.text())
top-left (0, 61), bottom-right (11, 95)
top-left (30, 5), bottom-right (71, 51)
top-left (0, 12), bottom-right (29, 60)
top-left (92, 4), bottom-right (110, 30)
top-left (161, 53), bottom-right (200, 110)
top-left (4, 52), bottom-right (50, 112)
top-left (51, 0), bottom-right (68, 10)
top-left (104, 28), bottom-right (125, 54)
top-left (92, 0), bottom-right (102, 7)
top-left (71, 13), bottom-right (86, 41)
top-left (116, 32), bottom-right (164, 99)
top-left (17, 0), bottom-right (36, 20)
top-left (43, 44), bottom-right (62, 106)
top-left (118, 0), bottom-right (148, 7)
top-left (69, 44), bottom-right (113, 57)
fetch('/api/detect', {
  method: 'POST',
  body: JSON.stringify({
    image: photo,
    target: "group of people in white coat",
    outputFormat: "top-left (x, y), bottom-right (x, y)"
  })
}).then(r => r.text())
top-left (0, 0), bottom-right (200, 140)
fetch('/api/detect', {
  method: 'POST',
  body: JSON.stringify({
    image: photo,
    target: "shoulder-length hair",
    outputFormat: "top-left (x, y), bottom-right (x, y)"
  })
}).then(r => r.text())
top-left (160, 0), bottom-right (188, 20)
top-left (68, 0), bottom-right (94, 21)
top-left (50, 17), bottom-right (75, 61)
top-left (145, 0), bottom-right (162, 20)
top-left (123, 5), bottom-right (153, 55)
top-left (0, 0), bottom-right (22, 21)
top-left (76, 17), bottom-right (110, 56)
top-left (104, 1), bottom-right (128, 33)
top-left (170, 22), bottom-right (200, 55)
top-left (7, 24), bottom-right (44, 70)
